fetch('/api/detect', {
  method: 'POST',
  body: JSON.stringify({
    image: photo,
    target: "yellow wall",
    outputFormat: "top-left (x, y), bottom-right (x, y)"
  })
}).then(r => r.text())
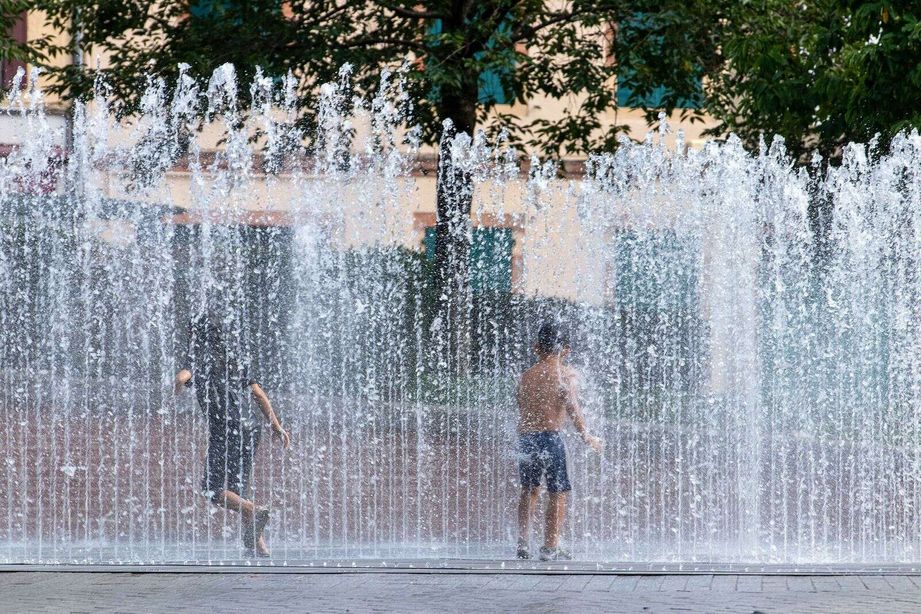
top-left (25, 11), bottom-right (69, 110)
top-left (10, 8), bottom-right (722, 308)
top-left (17, 9), bottom-right (718, 146)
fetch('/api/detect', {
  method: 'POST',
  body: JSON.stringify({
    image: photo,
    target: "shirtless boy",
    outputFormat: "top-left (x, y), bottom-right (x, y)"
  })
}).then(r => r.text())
top-left (516, 321), bottom-right (603, 561)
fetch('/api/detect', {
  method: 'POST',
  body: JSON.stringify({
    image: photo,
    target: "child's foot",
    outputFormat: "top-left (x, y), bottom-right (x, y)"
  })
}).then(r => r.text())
top-left (538, 546), bottom-right (573, 562)
top-left (243, 535), bottom-right (271, 559)
top-left (516, 545), bottom-right (531, 560)
top-left (255, 536), bottom-right (271, 558)
top-left (242, 508), bottom-right (270, 550)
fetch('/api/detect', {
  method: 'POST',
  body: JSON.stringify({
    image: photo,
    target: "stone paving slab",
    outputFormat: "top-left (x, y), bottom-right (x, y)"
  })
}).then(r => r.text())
top-left (3, 571), bottom-right (921, 613)
top-left (7, 556), bottom-right (921, 575)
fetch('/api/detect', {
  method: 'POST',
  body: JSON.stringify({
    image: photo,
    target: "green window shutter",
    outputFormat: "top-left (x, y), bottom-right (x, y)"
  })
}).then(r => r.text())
top-left (189, 0), bottom-right (233, 19)
top-left (614, 231), bottom-right (696, 310)
top-left (471, 227), bottom-right (512, 292)
top-left (424, 227), bottom-right (437, 261)
top-left (477, 19), bottom-right (514, 105)
top-left (189, 0), bottom-right (280, 21)
top-left (478, 69), bottom-right (509, 105)
top-left (616, 71), bottom-right (702, 110)
top-left (616, 78), bottom-right (669, 108)
top-left (616, 13), bottom-right (703, 110)
top-left (424, 226), bottom-right (513, 293)
top-left (428, 18), bottom-right (515, 106)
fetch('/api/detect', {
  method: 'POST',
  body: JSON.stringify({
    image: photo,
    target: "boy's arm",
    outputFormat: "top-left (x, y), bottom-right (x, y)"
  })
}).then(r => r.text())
top-left (561, 371), bottom-right (603, 452)
top-left (250, 383), bottom-right (290, 449)
top-left (174, 369), bottom-right (192, 395)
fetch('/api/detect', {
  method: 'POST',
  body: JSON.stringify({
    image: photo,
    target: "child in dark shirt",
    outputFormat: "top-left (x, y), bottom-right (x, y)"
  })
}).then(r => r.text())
top-left (174, 312), bottom-right (290, 557)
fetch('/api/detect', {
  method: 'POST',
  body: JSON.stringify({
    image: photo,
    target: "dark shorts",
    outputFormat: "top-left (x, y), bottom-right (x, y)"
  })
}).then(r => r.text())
top-left (203, 423), bottom-right (259, 499)
top-left (518, 431), bottom-right (571, 493)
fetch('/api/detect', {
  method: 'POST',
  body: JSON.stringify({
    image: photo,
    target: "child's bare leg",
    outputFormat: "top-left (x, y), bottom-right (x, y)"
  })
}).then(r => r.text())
top-left (544, 492), bottom-right (567, 549)
top-left (256, 535), bottom-right (270, 556)
top-left (517, 487), bottom-right (540, 547)
top-left (211, 489), bottom-right (255, 522)
top-left (212, 490), bottom-right (269, 550)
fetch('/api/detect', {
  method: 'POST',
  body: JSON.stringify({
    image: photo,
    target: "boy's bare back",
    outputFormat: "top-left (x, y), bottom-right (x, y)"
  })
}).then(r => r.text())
top-left (514, 321), bottom-right (602, 562)
top-left (517, 359), bottom-right (579, 434)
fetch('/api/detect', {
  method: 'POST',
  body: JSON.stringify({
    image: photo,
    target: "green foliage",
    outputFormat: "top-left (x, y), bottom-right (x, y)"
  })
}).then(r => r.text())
top-left (0, 1), bottom-right (31, 66)
top-left (707, 0), bottom-right (921, 161)
top-left (11, 1), bottom-right (921, 163)
top-left (20, 0), bottom-right (714, 157)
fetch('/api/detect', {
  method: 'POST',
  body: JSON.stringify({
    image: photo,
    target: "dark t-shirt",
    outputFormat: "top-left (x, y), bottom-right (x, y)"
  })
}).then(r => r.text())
top-left (181, 341), bottom-right (259, 436)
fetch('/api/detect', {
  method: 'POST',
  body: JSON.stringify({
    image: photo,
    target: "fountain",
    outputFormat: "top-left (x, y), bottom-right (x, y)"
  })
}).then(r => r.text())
top-left (2, 63), bottom-right (921, 566)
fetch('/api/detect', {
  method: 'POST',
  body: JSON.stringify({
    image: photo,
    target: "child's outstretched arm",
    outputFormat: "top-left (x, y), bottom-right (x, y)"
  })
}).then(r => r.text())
top-left (561, 372), bottom-right (603, 453)
top-left (174, 369), bottom-right (192, 395)
top-left (250, 383), bottom-right (291, 449)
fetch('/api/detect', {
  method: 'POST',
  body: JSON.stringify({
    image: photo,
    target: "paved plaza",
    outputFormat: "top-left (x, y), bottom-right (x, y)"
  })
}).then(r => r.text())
top-left (3, 569), bottom-right (921, 613)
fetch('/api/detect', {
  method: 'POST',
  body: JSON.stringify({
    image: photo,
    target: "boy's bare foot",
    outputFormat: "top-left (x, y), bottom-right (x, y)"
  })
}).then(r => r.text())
top-left (255, 536), bottom-right (271, 558)
top-left (243, 508), bottom-right (270, 550)
top-left (539, 546), bottom-right (572, 561)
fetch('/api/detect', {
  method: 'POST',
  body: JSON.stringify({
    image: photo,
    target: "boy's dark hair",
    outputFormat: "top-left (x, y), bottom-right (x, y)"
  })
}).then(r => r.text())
top-left (186, 310), bottom-right (242, 376)
top-left (536, 321), bottom-right (569, 354)
top-left (188, 311), bottom-right (226, 356)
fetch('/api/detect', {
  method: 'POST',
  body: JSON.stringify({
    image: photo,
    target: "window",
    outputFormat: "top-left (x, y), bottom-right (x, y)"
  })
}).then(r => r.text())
top-left (477, 19), bottom-right (515, 105)
top-left (1, 12), bottom-right (26, 90)
top-left (609, 230), bottom-right (701, 394)
top-left (616, 73), bottom-right (702, 110)
top-left (611, 231), bottom-right (697, 309)
top-left (428, 18), bottom-right (515, 106)
top-left (189, 0), bottom-right (282, 22)
top-left (478, 68), bottom-right (509, 105)
top-left (614, 14), bottom-right (703, 110)
top-left (189, 0), bottom-right (231, 19)
top-left (424, 226), bottom-right (513, 293)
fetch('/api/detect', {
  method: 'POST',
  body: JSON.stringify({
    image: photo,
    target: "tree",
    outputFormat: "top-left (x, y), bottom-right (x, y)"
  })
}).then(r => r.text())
top-left (18, 0), bottom-right (718, 364)
top-left (706, 0), bottom-right (921, 162)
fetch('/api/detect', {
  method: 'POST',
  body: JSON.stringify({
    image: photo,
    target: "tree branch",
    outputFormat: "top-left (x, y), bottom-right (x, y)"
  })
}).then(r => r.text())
top-left (513, 8), bottom-right (598, 41)
top-left (369, 1), bottom-right (443, 19)
top-left (293, 3), bottom-right (354, 28)
top-left (336, 36), bottom-right (429, 52)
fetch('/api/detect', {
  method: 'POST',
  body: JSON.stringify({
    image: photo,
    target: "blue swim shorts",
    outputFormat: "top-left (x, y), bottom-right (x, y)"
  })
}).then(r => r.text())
top-left (518, 431), bottom-right (572, 493)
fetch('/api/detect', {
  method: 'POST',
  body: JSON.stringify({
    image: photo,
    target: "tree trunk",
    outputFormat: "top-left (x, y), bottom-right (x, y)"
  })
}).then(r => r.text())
top-left (432, 90), bottom-right (477, 374)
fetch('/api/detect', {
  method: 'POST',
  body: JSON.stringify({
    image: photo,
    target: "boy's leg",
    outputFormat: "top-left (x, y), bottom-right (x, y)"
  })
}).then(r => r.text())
top-left (517, 487), bottom-right (540, 548)
top-left (211, 489), bottom-right (255, 522)
top-left (517, 434), bottom-right (542, 555)
top-left (212, 489), bottom-right (269, 550)
top-left (206, 433), bottom-right (255, 521)
top-left (544, 492), bottom-right (567, 549)
top-left (543, 433), bottom-right (571, 550)
top-left (206, 432), bottom-right (268, 551)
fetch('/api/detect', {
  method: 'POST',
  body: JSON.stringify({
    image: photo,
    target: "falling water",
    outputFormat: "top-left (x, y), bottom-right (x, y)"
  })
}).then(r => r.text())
top-left (2, 64), bottom-right (921, 565)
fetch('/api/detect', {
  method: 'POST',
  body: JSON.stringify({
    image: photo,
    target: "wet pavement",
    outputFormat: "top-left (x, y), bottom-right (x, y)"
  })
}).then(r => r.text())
top-left (3, 566), bottom-right (921, 613)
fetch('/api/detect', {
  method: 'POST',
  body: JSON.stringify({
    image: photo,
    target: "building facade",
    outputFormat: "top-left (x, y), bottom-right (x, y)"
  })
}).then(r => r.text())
top-left (1, 7), bottom-right (724, 307)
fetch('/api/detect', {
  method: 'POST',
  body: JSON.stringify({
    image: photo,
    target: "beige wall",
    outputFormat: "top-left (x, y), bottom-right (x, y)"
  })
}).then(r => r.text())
top-left (6, 12), bottom-right (755, 396)
top-left (25, 11), bottom-right (69, 109)
top-left (521, 93), bottom-right (713, 150)
top-left (15, 8), bottom-right (718, 145)
top-left (6, 8), bottom-right (721, 308)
